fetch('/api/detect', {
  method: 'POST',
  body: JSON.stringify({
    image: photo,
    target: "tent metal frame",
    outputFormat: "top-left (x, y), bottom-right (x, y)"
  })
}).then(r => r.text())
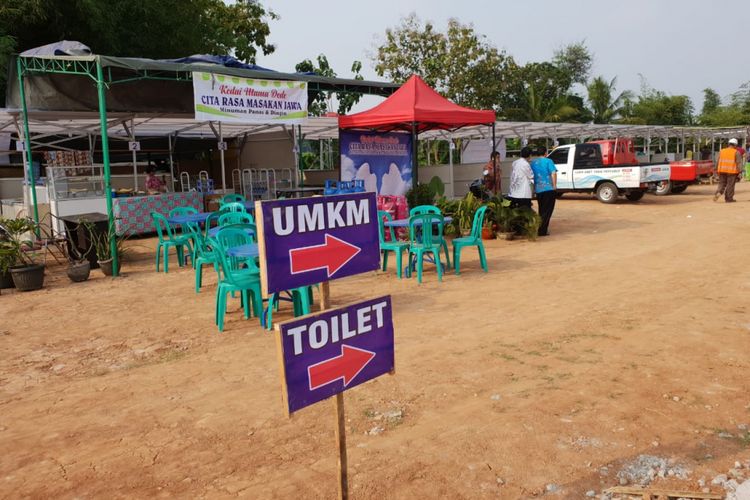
top-left (12, 53), bottom-right (400, 276)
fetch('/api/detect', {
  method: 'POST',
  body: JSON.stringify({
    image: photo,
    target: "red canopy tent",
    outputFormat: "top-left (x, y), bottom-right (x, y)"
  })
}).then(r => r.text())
top-left (338, 75), bottom-right (497, 185)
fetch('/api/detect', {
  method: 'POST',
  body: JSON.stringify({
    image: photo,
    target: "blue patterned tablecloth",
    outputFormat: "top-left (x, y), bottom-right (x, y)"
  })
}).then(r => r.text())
top-left (113, 192), bottom-right (202, 235)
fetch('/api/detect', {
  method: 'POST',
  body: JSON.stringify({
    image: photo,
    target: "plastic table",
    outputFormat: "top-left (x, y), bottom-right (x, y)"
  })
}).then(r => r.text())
top-left (166, 212), bottom-right (212, 225)
top-left (384, 216), bottom-right (452, 274)
top-left (226, 243), bottom-right (259, 259)
top-left (207, 226), bottom-right (255, 238)
top-left (384, 216), bottom-right (453, 228)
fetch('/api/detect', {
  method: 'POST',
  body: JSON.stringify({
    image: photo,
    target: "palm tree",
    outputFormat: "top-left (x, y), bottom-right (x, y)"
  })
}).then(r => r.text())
top-left (512, 83), bottom-right (580, 122)
top-left (586, 76), bottom-right (633, 123)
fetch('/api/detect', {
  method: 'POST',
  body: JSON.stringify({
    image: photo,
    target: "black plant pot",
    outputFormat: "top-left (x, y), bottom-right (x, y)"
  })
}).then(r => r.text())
top-left (67, 261), bottom-right (91, 282)
top-left (0, 269), bottom-right (14, 289)
top-left (99, 258), bottom-right (114, 276)
top-left (10, 264), bottom-right (45, 292)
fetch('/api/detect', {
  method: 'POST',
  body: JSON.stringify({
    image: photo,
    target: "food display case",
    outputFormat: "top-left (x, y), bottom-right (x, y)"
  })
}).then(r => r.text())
top-left (47, 165), bottom-right (107, 234)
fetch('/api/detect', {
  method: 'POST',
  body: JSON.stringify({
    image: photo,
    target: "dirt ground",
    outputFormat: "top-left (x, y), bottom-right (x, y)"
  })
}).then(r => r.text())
top-left (1, 183), bottom-right (749, 499)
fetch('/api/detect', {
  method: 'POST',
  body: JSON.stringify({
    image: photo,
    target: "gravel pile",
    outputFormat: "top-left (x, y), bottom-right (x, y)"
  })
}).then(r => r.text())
top-left (615, 455), bottom-right (690, 486)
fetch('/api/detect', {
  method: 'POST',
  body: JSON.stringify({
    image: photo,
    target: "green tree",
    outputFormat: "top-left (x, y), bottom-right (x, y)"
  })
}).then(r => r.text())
top-left (698, 85), bottom-right (750, 126)
top-left (586, 76), bottom-right (633, 123)
top-left (0, 0), bottom-right (278, 100)
top-left (504, 62), bottom-right (586, 122)
top-left (374, 14), bottom-right (512, 112)
top-left (701, 88), bottom-right (721, 116)
top-left (620, 89), bottom-right (694, 125)
top-left (295, 56), bottom-right (364, 116)
top-left (552, 41), bottom-right (593, 85)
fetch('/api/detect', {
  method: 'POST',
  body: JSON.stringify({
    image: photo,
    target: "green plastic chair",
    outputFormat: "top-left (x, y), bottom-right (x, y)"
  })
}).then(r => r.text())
top-left (219, 201), bottom-right (247, 213)
top-left (377, 210), bottom-right (409, 278)
top-left (452, 205), bottom-right (489, 275)
top-left (187, 222), bottom-right (219, 293)
top-left (406, 213), bottom-right (445, 284)
top-left (265, 286), bottom-right (313, 330)
top-left (151, 212), bottom-right (192, 272)
top-left (218, 211), bottom-right (254, 226)
top-left (409, 205), bottom-right (451, 268)
top-left (169, 206), bottom-right (198, 253)
top-left (221, 193), bottom-right (246, 204)
top-left (409, 205), bottom-right (441, 217)
top-left (212, 227), bottom-right (263, 332)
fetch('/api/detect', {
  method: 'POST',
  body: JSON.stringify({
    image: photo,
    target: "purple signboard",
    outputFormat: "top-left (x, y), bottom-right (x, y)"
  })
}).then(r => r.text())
top-left (257, 192), bottom-right (380, 295)
top-left (277, 296), bottom-right (395, 414)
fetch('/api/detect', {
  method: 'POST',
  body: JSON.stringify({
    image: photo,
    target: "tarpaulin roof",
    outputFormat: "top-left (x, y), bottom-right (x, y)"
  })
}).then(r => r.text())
top-left (338, 75), bottom-right (496, 132)
top-left (6, 52), bottom-right (399, 113)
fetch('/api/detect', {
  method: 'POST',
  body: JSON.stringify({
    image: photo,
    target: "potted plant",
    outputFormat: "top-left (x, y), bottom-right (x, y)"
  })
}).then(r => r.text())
top-left (481, 219), bottom-right (496, 240)
top-left (91, 223), bottom-right (127, 276)
top-left (63, 222), bottom-right (93, 283)
top-left (0, 217), bottom-right (45, 291)
top-left (512, 209), bottom-right (542, 241)
top-left (488, 197), bottom-right (516, 240)
top-left (454, 192), bottom-right (482, 236)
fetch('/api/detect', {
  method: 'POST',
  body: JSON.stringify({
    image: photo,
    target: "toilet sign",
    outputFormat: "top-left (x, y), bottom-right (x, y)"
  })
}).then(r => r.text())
top-left (276, 296), bottom-right (394, 414)
top-left (256, 192), bottom-right (380, 295)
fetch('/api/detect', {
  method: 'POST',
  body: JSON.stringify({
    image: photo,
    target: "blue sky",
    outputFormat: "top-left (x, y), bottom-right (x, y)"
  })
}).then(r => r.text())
top-left (255, 0), bottom-right (746, 113)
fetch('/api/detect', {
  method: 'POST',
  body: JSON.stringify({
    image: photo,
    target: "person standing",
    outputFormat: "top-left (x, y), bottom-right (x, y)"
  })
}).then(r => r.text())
top-left (483, 151), bottom-right (501, 194)
top-left (508, 147), bottom-right (534, 210)
top-left (714, 138), bottom-right (742, 202)
top-left (531, 147), bottom-right (558, 236)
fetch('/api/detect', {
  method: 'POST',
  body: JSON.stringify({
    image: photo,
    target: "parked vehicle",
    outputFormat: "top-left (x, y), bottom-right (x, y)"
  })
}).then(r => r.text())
top-left (654, 159), bottom-right (714, 195)
top-left (547, 140), bottom-right (670, 203)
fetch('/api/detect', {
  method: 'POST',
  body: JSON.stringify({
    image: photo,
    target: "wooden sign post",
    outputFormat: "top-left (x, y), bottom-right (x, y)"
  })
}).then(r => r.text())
top-left (319, 281), bottom-right (349, 500)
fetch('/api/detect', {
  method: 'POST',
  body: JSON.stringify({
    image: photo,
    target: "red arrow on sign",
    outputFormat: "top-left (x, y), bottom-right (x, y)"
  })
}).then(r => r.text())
top-left (289, 234), bottom-right (361, 278)
top-left (307, 345), bottom-right (376, 390)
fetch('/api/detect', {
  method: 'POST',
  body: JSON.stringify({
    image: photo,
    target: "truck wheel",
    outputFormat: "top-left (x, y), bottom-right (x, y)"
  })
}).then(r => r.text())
top-left (596, 182), bottom-right (619, 204)
top-left (625, 191), bottom-right (645, 201)
top-left (671, 185), bottom-right (687, 194)
top-left (655, 180), bottom-right (672, 196)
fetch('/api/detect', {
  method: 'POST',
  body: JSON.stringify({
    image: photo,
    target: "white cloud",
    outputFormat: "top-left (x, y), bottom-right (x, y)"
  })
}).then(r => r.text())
top-left (340, 154), bottom-right (356, 181)
top-left (380, 163), bottom-right (409, 196)
top-left (354, 163), bottom-right (378, 192)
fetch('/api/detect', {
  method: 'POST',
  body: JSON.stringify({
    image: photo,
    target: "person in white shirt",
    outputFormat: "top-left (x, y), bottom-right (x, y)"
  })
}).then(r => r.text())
top-left (508, 147), bottom-right (534, 209)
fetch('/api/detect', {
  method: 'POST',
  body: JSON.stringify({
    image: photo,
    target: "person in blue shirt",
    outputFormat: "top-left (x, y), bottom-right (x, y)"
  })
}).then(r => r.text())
top-left (530, 147), bottom-right (558, 236)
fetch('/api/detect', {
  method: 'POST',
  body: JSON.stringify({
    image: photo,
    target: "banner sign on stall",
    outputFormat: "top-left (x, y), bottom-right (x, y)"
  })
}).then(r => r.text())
top-left (256, 192), bottom-right (380, 295)
top-left (192, 71), bottom-right (307, 124)
top-left (276, 296), bottom-right (395, 414)
top-left (340, 130), bottom-right (413, 196)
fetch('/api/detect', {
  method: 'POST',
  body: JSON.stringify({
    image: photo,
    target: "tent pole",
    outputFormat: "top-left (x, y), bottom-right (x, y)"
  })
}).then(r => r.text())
top-left (412, 122), bottom-right (418, 185)
top-left (448, 134), bottom-right (454, 199)
top-left (297, 124), bottom-right (304, 188)
top-left (219, 121), bottom-right (226, 192)
top-left (16, 57), bottom-right (40, 232)
top-left (168, 134), bottom-right (175, 193)
top-left (96, 58), bottom-right (118, 277)
top-left (492, 122), bottom-right (497, 195)
top-left (131, 118), bottom-right (138, 190)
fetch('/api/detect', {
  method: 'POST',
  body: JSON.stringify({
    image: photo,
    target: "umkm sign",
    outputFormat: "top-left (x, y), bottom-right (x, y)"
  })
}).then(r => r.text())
top-left (256, 192), bottom-right (380, 295)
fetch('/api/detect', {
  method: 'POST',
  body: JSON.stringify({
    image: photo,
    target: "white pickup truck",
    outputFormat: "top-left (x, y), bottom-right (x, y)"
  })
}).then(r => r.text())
top-left (547, 143), bottom-right (671, 203)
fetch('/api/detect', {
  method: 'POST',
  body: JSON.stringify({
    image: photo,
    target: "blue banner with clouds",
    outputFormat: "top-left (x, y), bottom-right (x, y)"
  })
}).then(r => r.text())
top-left (339, 130), bottom-right (413, 196)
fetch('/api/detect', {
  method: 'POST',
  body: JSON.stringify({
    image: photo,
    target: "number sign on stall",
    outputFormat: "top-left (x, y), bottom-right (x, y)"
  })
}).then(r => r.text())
top-left (276, 296), bottom-right (395, 414)
top-left (255, 192), bottom-right (380, 295)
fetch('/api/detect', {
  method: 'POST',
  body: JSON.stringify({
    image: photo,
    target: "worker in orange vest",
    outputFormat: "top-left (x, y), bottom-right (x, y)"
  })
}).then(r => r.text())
top-left (714, 138), bottom-right (742, 202)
